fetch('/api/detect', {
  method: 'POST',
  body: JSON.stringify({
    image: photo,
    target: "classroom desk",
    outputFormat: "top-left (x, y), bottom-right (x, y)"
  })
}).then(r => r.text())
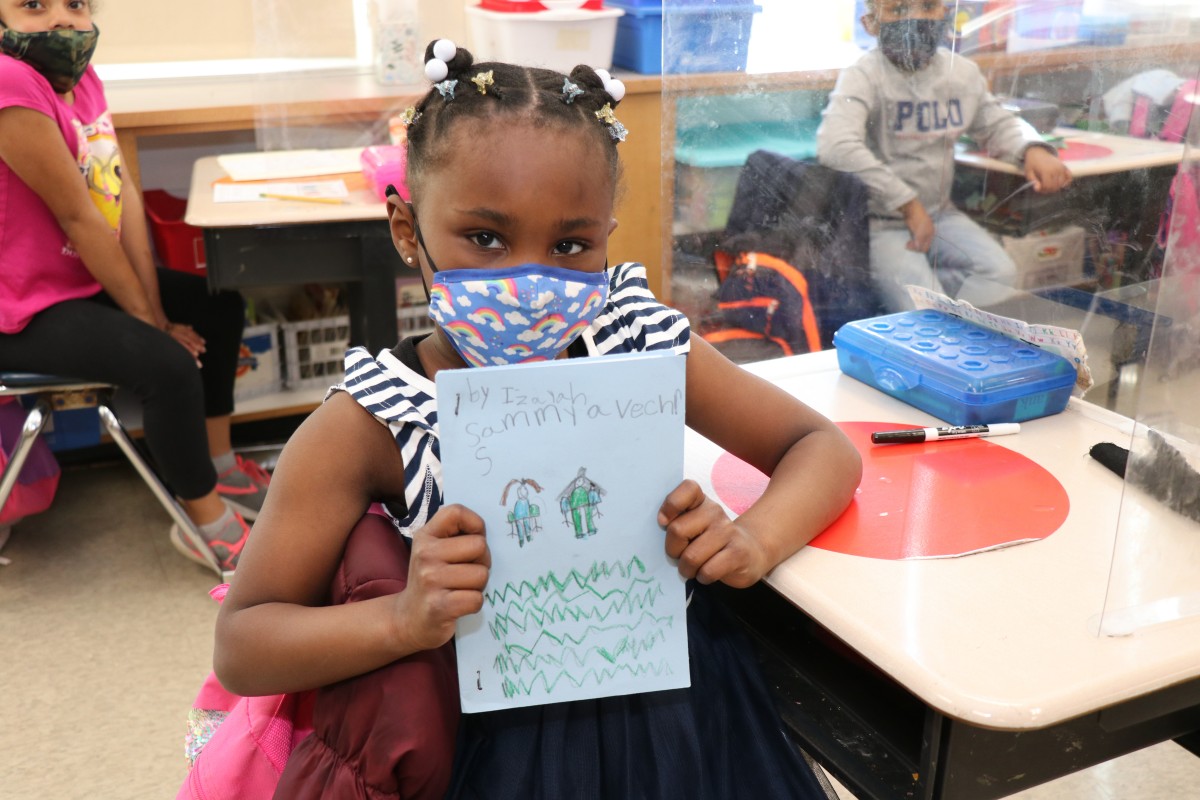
top-left (955, 127), bottom-right (1189, 178)
top-left (953, 127), bottom-right (1189, 267)
top-left (687, 350), bottom-right (1200, 799)
top-left (185, 155), bottom-right (399, 354)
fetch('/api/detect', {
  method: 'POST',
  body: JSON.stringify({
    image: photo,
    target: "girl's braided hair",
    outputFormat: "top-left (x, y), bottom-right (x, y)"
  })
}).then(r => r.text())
top-left (405, 41), bottom-right (624, 197)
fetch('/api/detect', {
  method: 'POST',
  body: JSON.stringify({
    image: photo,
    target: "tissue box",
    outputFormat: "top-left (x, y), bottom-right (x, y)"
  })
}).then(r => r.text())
top-left (833, 310), bottom-right (1076, 425)
top-left (361, 145), bottom-right (408, 202)
top-left (1001, 225), bottom-right (1086, 290)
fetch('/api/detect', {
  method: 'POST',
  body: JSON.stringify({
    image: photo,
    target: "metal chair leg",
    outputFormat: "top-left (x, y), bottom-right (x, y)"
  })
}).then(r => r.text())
top-left (96, 404), bottom-right (226, 579)
top-left (0, 399), bottom-right (51, 514)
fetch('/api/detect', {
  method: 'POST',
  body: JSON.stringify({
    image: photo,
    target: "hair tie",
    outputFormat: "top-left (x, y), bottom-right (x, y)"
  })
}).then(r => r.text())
top-left (471, 70), bottom-right (495, 95)
top-left (562, 78), bottom-right (584, 104)
top-left (424, 38), bottom-right (458, 83)
top-left (594, 103), bottom-right (628, 142)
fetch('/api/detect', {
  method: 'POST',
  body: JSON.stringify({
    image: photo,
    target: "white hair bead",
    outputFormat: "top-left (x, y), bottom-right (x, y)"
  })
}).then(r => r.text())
top-left (594, 69), bottom-right (611, 83)
top-left (424, 59), bottom-right (449, 83)
top-left (432, 38), bottom-right (457, 63)
top-left (605, 78), bottom-right (625, 103)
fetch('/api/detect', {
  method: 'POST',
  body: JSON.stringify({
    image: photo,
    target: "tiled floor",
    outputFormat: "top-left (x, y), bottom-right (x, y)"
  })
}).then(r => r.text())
top-left (1, 460), bottom-right (1197, 799)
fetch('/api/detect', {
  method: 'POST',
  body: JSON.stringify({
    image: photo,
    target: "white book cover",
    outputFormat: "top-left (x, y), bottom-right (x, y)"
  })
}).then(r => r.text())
top-left (436, 352), bottom-right (690, 713)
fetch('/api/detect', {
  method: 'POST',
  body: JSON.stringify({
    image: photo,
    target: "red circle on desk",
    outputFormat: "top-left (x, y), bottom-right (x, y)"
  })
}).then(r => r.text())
top-left (1056, 140), bottom-right (1114, 161)
top-left (711, 421), bottom-right (1070, 560)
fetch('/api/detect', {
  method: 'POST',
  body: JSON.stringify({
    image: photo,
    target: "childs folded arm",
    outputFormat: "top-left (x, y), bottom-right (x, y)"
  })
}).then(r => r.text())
top-left (661, 339), bottom-right (862, 588)
top-left (0, 107), bottom-right (160, 328)
top-left (215, 391), bottom-right (490, 697)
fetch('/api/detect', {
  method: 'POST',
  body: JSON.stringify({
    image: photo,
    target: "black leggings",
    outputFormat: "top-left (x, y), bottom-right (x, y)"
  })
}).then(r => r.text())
top-left (0, 269), bottom-right (244, 500)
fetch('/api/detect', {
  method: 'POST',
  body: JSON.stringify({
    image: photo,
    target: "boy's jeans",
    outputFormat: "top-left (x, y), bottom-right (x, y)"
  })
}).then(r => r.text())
top-left (869, 208), bottom-right (1018, 311)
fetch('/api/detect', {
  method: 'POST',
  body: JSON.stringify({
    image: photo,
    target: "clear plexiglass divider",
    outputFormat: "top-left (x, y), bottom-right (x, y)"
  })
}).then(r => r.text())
top-left (659, 0), bottom-right (1200, 635)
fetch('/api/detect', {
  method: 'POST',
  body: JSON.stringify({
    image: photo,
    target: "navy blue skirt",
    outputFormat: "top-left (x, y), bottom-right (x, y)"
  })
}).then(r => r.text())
top-left (446, 584), bottom-right (827, 800)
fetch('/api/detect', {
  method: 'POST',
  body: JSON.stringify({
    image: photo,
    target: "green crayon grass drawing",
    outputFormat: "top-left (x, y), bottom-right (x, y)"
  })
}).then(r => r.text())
top-left (437, 352), bottom-right (690, 712)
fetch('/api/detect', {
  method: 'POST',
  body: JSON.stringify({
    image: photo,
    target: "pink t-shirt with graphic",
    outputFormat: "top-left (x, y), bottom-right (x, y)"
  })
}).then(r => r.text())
top-left (0, 58), bottom-right (120, 333)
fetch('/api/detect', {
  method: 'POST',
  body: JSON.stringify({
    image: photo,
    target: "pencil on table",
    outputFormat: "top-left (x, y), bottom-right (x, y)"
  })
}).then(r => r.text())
top-left (259, 192), bottom-right (346, 205)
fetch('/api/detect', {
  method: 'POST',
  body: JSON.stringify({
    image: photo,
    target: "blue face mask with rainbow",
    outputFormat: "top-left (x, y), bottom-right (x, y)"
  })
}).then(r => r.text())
top-left (417, 226), bottom-right (610, 368)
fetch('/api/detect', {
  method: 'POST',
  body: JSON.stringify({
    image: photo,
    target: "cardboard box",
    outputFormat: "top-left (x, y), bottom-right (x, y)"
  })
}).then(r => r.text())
top-left (1001, 225), bottom-right (1086, 290)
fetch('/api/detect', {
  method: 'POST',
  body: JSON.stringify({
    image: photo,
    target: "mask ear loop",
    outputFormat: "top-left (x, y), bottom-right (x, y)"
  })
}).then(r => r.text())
top-left (411, 209), bottom-right (439, 304)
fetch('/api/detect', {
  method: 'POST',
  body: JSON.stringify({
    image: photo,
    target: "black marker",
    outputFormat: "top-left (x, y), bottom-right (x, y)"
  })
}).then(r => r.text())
top-left (871, 423), bottom-right (1021, 445)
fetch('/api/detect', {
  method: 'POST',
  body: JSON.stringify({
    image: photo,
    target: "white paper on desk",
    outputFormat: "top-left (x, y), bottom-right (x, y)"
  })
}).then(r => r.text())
top-left (211, 180), bottom-right (349, 204)
top-left (907, 285), bottom-right (1095, 395)
top-left (216, 148), bottom-right (363, 182)
top-left (437, 352), bottom-right (691, 713)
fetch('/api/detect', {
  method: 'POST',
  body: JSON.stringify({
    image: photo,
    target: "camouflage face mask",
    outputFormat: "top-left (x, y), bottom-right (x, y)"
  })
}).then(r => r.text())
top-left (0, 25), bottom-right (99, 94)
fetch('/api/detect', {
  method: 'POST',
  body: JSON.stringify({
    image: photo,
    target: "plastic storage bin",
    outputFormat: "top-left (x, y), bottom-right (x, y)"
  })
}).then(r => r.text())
top-left (833, 310), bottom-right (1076, 425)
top-left (608, 1), bottom-right (761, 74)
top-left (233, 323), bottom-right (282, 402)
top-left (361, 145), bottom-right (408, 201)
top-left (397, 304), bottom-right (436, 339)
top-left (464, 3), bottom-right (623, 73)
top-left (143, 190), bottom-right (206, 275)
top-left (280, 316), bottom-right (351, 391)
top-left (40, 389), bottom-right (101, 452)
top-left (673, 119), bottom-right (818, 233)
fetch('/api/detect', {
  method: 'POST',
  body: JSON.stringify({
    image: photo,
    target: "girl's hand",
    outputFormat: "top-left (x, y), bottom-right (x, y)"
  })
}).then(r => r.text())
top-left (163, 321), bottom-right (207, 362)
top-left (658, 480), bottom-right (771, 589)
top-left (393, 504), bottom-right (491, 652)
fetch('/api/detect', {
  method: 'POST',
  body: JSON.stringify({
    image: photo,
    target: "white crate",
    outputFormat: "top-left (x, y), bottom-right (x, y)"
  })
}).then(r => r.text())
top-left (234, 322), bottom-right (282, 402)
top-left (280, 315), bottom-right (351, 391)
top-left (464, 5), bottom-right (623, 73)
top-left (1001, 225), bottom-right (1087, 290)
top-left (397, 303), bottom-right (436, 340)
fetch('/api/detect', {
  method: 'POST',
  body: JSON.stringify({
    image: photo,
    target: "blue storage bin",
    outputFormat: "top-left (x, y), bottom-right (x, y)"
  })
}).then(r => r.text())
top-left (608, 1), bottom-right (762, 75)
top-left (833, 310), bottom-right (1077, 425)
top-left (1077, 14), bottom-right (1129, 46)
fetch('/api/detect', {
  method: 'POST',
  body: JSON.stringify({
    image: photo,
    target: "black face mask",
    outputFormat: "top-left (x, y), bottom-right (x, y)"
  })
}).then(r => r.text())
top-left (878, 18), bottom-right (946, 72)
top-left (0, 25), bottom-right (99, 93)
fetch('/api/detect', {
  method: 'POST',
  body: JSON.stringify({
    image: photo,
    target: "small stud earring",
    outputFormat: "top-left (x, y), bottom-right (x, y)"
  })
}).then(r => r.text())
top-left (407, 256), bottom-right (416, 264)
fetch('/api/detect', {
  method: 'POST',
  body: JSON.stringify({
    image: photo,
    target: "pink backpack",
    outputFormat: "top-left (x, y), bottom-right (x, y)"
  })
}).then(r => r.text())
top-left (176, 584), bottom-right (315, 800)
top-left (0, 397), bottom-right (61, 526)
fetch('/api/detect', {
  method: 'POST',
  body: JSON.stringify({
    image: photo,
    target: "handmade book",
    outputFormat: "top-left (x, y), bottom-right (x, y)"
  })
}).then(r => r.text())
top-left (437, 351), bottom-right (690, 713)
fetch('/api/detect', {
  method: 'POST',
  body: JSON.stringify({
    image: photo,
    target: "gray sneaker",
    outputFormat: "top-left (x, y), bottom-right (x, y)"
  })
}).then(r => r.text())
top-left (214, 455), bottom-right (271, 520)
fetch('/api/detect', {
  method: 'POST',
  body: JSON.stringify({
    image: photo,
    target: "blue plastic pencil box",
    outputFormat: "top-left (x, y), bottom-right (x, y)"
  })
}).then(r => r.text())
top-left (833, 310), bottom-right (1076, 425)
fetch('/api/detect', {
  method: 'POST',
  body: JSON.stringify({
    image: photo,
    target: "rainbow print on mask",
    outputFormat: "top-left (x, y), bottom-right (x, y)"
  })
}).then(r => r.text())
top-left (427, 265), bottom-right (610, 367)
top-left (469, 307), bottom-right (506, 331)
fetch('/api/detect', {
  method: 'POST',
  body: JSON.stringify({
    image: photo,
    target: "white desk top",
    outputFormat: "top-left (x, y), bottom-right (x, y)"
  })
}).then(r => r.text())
top-left (955, 127), bottom-right (1189, 178)
top-left (685, 349), bottom-right (1200, 731)
top-left (185, 154), bottom-right (387, 228)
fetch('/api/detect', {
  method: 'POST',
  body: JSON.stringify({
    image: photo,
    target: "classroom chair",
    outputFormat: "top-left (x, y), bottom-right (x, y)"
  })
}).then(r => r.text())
top-left (0, 372), bottom-right (224, 578)
top-left (703, 150), bottom-right (884, 361)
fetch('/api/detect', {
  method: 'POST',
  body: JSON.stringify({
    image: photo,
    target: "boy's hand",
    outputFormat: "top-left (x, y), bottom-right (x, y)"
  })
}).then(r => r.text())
top-left (658, 480), bottom-right (771, 589)
top-left (394, 504), bottom-right (491, 652)
top-left (901, 198), bottom-right (935, 253)
top-left (1024, 147), bottom-right (1072, 193)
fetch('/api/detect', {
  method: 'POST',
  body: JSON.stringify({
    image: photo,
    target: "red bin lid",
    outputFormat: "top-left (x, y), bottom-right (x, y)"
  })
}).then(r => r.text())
top-left (479, 0), bottom-right (605, 11)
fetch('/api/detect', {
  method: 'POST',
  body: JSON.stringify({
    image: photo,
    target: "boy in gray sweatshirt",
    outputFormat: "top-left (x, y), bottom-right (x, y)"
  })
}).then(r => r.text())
top-left (817, 0), bottom-right (1072, 311)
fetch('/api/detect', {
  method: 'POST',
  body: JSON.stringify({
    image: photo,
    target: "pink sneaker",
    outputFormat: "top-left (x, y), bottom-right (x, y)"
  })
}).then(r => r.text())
top-left (170, 512), bottom-right (251, 576)
top-left (215, 455), bottom-right (271, 520)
